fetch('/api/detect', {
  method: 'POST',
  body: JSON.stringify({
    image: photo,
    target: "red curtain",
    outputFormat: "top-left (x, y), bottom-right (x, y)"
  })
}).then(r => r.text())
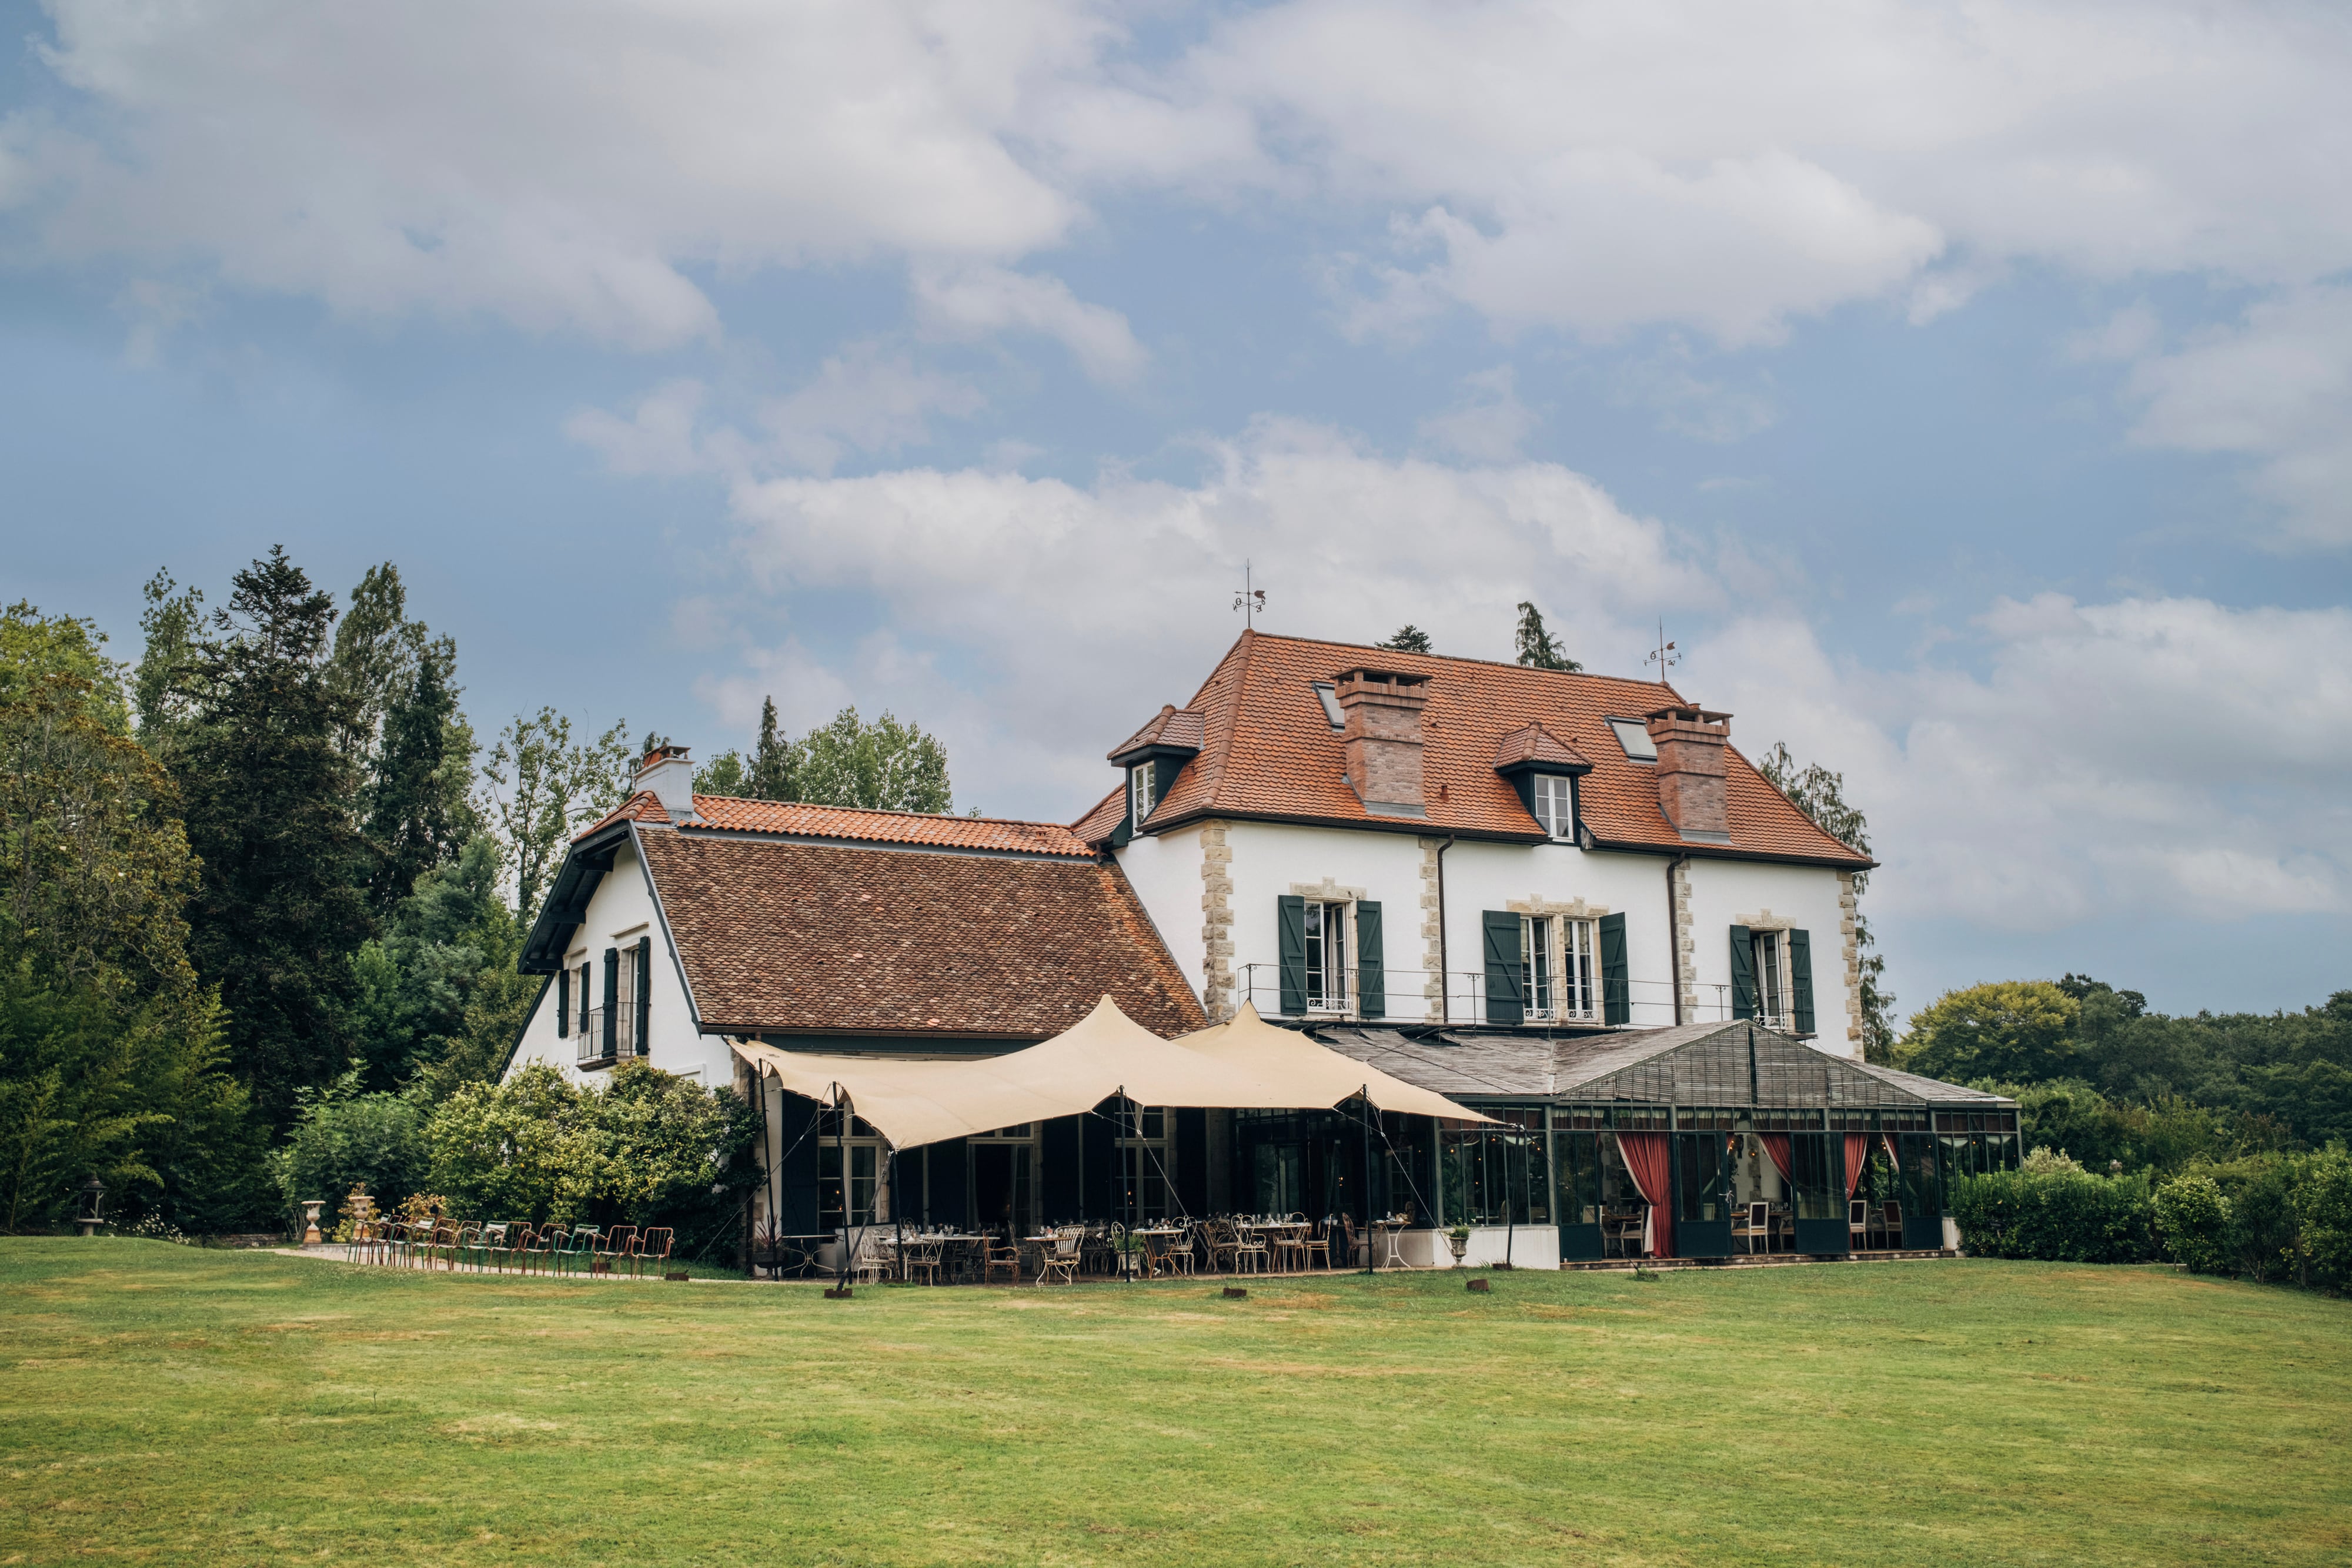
top-left (1760, 1134), bottom-right (1793, 1183)
top-left (1615, 1133), bottom-right (1674, 1259)
top-left (1844, 1134), bottom-right (1870, 1201)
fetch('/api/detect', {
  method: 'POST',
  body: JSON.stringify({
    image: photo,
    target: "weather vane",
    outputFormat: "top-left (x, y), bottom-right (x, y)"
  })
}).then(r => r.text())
top-left (1646, 618), bottom-right (1679, 685)
top-left (1232, 559), bottom-right (1265, 628)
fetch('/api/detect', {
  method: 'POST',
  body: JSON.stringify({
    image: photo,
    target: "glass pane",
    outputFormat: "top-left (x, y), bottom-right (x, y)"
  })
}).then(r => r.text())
top-left (1789, 1132), bottom-right (1839, 1221)
top-left (1676, 1134), bottom-right (1729, 1222)
top-left (1553, 1131), bottom-right (1602, 1223)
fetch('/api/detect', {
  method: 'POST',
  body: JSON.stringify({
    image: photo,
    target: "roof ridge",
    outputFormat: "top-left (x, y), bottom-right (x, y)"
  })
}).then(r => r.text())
top-left (690, 791), bottom-right (1065, 832)
top-left (1235, 628), bottom-right (1689, 696)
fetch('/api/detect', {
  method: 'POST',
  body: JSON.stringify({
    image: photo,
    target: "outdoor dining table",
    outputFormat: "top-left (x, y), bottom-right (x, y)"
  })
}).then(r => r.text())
top-left (1241, 1220), bottom-right (1310, 1272)
top-left (1369, 1219), bottom-right (1409, 1271)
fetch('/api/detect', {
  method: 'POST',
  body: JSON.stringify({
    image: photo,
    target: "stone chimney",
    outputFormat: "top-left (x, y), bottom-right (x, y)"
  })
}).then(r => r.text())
top-left (1644, 705), bottom-right (1731, 842)
top-left (635, 743), bottom-right (697, 822)
top-left (1333, 668), bottom-right (1429, 817)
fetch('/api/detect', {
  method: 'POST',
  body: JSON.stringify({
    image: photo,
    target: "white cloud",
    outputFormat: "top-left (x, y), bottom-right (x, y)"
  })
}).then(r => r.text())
top-left (1699, 593), bottom-right (2352, 934)
top-left (15, 0), bottom-right (2352, 359)
top-left (2124, 286), bottom-right (2352, 548)
top-left (1418, 365), bottom-right (1537, 462)
top-left (4, 0), bottom-right (1094, 346)
top-left (760, 344), bottom-right (987, 475)
top-left (700, 417), bottom-right (1707, 801)
top-left (566, 379), bottom-right (711, 477)
top-left (910, 263), bottom-right (1147, 384)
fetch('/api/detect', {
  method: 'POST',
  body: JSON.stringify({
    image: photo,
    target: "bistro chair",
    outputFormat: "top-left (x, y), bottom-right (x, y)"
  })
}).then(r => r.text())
top-left (527, 1225), bottom-right (565, 1276)
top-left (1299, 1220), bottom-right (1332, 1271)
top-left (903, 1236), bottom-right (944, 1286)
top-left (430, 1220), bottom-right (462, 1271)
top-left (595, 1224), bottom-right (636, 1276)
top-left (1229, 1220), bottom-right (1269, 1276)
top-left (983, 1233), bottom-right (1023, 1285)
top-left (1035, 1228), bottom-right (1083, 1286)
top-left (635, 1227), bottom-right (676, 1279)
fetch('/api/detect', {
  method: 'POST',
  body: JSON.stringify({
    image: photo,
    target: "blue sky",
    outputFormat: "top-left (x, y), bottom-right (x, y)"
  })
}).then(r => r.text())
top-left (4, 0), bottom-right (2348, 1020)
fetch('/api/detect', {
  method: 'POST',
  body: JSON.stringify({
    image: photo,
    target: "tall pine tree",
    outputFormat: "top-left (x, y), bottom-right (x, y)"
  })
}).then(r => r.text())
top-left (169, 548), bottom-right (376, 1129)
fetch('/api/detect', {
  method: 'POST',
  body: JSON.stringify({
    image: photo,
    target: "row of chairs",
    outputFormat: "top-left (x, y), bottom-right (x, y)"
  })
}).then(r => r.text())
top-left (352, 1219), bottom-right (673, 1277)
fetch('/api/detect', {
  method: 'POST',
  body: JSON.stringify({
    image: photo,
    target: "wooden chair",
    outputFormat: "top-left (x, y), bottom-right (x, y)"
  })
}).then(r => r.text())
top-left (1035, 1228), bottom-right (1083, 1286)
top-left (1849, 1200), bottom-right (1870, 1251)
top-left (1299, 1220), bottom-right (1332, 1271)
top-left (1733, 1202), bottom-right (1773, 1255)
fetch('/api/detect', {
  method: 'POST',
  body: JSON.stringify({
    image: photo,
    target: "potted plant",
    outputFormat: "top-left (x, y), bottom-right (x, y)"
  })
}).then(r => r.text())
top-left (1445, 1225), bottom-right (1472, 1268)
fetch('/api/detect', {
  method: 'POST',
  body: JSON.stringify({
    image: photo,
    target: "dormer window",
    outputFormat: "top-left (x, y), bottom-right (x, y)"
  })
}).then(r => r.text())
top-left (1130, 763), bottom-right (1157, 824)
top-left (1607, 717), bottom-right (1658, 761)
top-left (1532, 774), bottom-right (1575, 838)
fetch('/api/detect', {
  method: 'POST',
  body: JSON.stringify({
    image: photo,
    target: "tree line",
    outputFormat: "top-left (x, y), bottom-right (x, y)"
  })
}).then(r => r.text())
top-left (0, 550), bottom-right (955, 1236)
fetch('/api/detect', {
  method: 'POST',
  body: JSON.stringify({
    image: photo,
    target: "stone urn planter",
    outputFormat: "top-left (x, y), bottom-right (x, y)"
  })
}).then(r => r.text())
top-left (300, 1200), bottom-right (325, 1246)
top-left (1445, 1228), bottom-right (1471, 1268)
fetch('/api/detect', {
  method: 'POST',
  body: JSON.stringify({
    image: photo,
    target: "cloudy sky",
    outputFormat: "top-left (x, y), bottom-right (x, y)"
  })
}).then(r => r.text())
top-left (5, 0), bottom-right (2348, 1019)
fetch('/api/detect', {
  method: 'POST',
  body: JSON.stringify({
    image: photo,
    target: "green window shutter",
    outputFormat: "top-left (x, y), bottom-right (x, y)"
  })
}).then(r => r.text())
top-left (1728, 927), bottom-right (1755, 1021)
top-left (603, 948), bottom-right (620, 1048)
top-left (1598, 912), bottom-right (1629, 1025)
top-left (556, 961), bottom-right (570, 1037)
top-left (1788, 929), bottom-right (1815, 1035)
top-left (1482, 911), bottom-right (1524, 1026)
top-left (1355, 901), bottom-right (1385, 1021)
top-left (636, 935), bottom-right (653, 1055)
top-left (1277, 895), bottom-right (1307, 1015)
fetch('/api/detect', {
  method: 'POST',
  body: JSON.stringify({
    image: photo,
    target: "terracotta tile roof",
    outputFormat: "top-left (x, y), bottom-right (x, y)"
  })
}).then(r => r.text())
top-left (1088, 631), bottom-right (1870, 867)
top-left (636, 831), bottom-right (1206, 1038)
top-left (574, 790), bottom-right (673, 840)
top-left (686, 795), bottom-right (1096, 858)
top-left (575, 792), bottom-right (1094, 858)
top-left (1108, 704), bottom-right (1207, 761)
top-left (1493, 721), bottom-right (1593, 773)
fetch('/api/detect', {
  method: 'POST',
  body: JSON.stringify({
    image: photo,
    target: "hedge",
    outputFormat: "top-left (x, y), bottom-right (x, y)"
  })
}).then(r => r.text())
top-left (1949, 1169), bottom-right (2156, 1263)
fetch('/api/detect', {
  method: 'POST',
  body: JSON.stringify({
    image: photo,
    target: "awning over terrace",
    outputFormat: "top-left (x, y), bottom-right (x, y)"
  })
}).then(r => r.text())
top-left (1172, 1003), bottom-right (1484, 1124)
top-left (730, 995), bottom-right (1491, 1151)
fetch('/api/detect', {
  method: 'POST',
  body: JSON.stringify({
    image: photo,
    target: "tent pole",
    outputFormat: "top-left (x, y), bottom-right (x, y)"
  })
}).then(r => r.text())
top-left (836, 1086), bottom-right (849, 1295)
top-left (892, 1142), bottom-right (904, 1289)
top-left (1361, 1086), bottom-right (1373, 1277)
top-left (1121, 1086), bottom-right (1134, 1285)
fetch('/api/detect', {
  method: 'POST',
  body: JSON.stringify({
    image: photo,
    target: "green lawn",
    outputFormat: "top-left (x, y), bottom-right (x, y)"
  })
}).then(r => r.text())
top-left (3, 1241), bottom-right (2348, 1566)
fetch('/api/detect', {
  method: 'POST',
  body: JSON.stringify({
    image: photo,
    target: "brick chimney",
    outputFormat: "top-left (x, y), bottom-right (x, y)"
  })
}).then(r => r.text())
top-left (635, 743), bottom-right (697, 822)
top-left (1333, 668), bottom-right (1429, 817)
top-left (1644, 705), bottom-right (1731, 842)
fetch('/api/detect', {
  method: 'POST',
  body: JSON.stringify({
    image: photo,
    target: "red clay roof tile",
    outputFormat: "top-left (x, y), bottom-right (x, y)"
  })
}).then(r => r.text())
top-left (579, 793), bottom-right (1096, 858)
top-left (1088, 631), bottom-right (1869, 867)
top-left (636, 832), bottom-right (1205, 1038)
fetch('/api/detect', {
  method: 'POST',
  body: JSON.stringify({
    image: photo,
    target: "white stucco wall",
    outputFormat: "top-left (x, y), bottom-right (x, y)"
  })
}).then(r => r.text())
top-left (1440, 838), bottom-right (1679, 1028)
top-left (1682, 857), bottom-right (1854, 1054)
top-left (504, 827), bottom-right (729, 1085)
top-left (1113, 825), bottom-right (1207, 1006)
top-left (1119, 815), bottom-right (1854, 1045)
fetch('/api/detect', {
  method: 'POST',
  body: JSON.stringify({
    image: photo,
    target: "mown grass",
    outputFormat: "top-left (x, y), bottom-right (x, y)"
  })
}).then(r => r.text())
top-left (2, 1239), bottom-right (2348, 1566)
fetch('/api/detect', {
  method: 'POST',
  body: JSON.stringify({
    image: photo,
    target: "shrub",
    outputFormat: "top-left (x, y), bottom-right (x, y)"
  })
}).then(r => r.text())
top-left (1950, 1168), bottom-right (2156, 1263)
top-left (273, 1082), bottom-right (427, 1229)
top-left (421, 1060), bottom-right (761, 1261)
top-left (2293, 1148), bottom-right (2352, 1293)
top-left (2153, 1173), bottom-right (2230, 1273)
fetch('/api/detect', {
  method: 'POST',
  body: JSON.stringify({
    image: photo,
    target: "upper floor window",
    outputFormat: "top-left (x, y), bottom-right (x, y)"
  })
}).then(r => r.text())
top-left (1752, 929), bottom-right (1788, 1028)
top-left (1532, 774), bottom-right (1575, 838)
top-left (1606, 718), bottom-right (1656, 761)
top-left (1130, 763), bottom-right (1157, 823)
top-left (1522, 915), bottom-right (1600, 1022)
top-left (1303, 899), bottom-right (1348, 1012)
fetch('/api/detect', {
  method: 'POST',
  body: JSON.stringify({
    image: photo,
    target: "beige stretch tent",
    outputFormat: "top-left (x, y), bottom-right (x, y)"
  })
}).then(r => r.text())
top-left (1169, 1002), bottom-right (1482, 1124)
top-left (730, 995), bottom-right (1488, 1152)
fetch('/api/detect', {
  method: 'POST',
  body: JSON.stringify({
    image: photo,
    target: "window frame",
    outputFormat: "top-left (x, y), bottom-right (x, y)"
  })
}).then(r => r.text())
top-left (1531, 773), bottom-right (1576, 838)
top-left (1752, 930), bottom-right (1788, 1028)
top-left (1301, 898), bottom-right (1349, 1014)
top-left (1129, 762), bottom-right (1156, 824)
top-left (1606, 717), bottom-right (1658, 762)
top-left (1309, 681), bottom-right (1347, 730)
